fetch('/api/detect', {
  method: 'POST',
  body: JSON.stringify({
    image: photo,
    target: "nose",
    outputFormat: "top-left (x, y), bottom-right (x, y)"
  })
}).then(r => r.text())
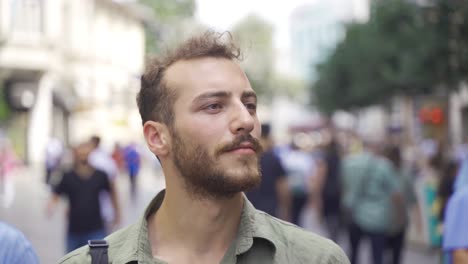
top-left (229, 102), bottom-right (255, 135)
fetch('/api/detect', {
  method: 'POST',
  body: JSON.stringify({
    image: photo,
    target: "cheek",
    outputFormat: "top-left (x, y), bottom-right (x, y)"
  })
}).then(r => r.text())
top-left (252, 120), bottom-right (261, 138)
top-left (179, 119), bottom-right (223, 148)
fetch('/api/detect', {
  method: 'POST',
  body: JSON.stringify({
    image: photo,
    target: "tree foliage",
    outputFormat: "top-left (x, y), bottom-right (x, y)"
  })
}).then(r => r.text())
top-left (312, 0), bottom-right (468, 114)
top-left (0, 84), bottom-right (11, 123)
top-left (429, 0), bottom-right (468, 86)
top-left (140, 0), bottom-right (195, 21)
top-left (139, 0), bottom-right (196, 54)
top-left (232, 15), bottom-right (275, 98)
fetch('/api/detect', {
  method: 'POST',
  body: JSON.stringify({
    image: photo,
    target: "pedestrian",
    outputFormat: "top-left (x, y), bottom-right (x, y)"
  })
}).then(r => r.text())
top-left (59, 30), bottom-right (349, 264)
top-left (315, 136), bottom-right (343, 242)
top-left (44, 137), bottom-right (64, 185)
top-left (246, 123), bottom-right (291, 221)
top-left (276, 135), bottom-right (316, 226)
top-left (123, 142), bottom-right (141, 199)
top-left (46, 142), bottom-right (119, 253)
top-left (88, 135), bottom-right (121, 233)
top-left (0, 221), bottom-right (39, 264)
top-left (111, 142), bottom-right (125, 172)
top-left (0, 136), bottom-right (20, 208)
top-left (383, 145), bottom-right (421, 264)
top-left (343, 138), bottom-right (401, 264)
top-left (437, 160), bottom-right (458, 228)
top-left (419, 146), bottom-right (444, 247)
top-left (442, 165), bottom-right (468, 264)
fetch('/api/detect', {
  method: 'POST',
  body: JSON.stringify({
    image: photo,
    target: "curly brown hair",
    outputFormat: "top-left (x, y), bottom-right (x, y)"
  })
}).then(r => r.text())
top-left (137, 30), bottom-right (242, 126)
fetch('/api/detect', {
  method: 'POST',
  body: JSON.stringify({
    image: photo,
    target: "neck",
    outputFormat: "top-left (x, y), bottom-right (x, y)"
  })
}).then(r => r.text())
top-left (148, 165), bottom-right (244, 261)
top-left (74, 163), bottom-right (94, 178)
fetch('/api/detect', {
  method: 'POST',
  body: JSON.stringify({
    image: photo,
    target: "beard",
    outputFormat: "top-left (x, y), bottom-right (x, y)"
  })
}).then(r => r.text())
top-left (171, 128), bottom-right (263, 200)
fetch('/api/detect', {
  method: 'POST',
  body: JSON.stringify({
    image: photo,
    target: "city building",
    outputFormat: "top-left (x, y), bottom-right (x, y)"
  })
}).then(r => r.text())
top-left (289, 0), bottom-right (369, 82)
top-left (0, 0), bottom-right (148, 164)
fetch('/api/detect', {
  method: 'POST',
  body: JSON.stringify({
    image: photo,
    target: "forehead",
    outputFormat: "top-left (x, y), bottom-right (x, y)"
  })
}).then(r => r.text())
top-left (164, 57), bottom-right (253, 99)
top-left (75, 143), bottom-right (92, 154)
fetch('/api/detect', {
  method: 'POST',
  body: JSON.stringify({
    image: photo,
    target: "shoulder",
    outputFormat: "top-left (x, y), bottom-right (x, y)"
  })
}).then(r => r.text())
top-left (343, 153), bottom-right (365, 167)
top-left (59, 224), bottom-right (135, 264)
top-left (255, 212), bottom-right (349, 263)
top-left (93, 168), bottom-right (107, 176)
top-left (0, 222), bottom-right (35, 249)
top-left (263, 151), bottom-right (283, 166)
top-left (61, 170), bottom-right (74, 178)
top-left (0, 221), bottom-right (22, 238)
top-left (447, 188), bottom-right (468, 214)
top-left (93, 169), bottom-right (110, 180)
top-left (58, 245), bottom-right (90, 264)
top-left (443, 188), bottom-right (468, 249)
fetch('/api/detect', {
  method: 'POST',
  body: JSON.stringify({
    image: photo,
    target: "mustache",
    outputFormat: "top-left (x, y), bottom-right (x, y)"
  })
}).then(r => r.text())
top-left (216, 134), bottom-right (263, 155)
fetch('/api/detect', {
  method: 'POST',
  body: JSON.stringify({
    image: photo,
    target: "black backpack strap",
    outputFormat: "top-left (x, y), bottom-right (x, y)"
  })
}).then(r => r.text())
top-left (88, 240), bottom-right (109, 264)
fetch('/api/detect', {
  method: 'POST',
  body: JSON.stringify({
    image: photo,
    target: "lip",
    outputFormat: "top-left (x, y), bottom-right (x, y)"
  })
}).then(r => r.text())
top-left (228, 147), bottom-right (256, 154)
top-left (238, 141), bottom-right (254, 148)
top-left (227, 141), bottom-right (256, 154)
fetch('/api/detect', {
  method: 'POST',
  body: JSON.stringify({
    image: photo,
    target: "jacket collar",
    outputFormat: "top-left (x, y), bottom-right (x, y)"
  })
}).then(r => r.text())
top-left (112, 190), bottom-right (277, 263)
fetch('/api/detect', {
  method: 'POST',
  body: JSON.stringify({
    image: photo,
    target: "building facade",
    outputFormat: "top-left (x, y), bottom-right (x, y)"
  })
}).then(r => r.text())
top-left (289, 0), bottom-right (369, 82)
top-left (0, 0), bottom-right (146, 165)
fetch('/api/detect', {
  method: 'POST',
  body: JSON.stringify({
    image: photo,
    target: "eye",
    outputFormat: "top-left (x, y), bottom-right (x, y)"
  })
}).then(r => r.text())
top-left (204, 103), bottom-right (224, 113)
top-left (245, 103), bottom-right (257, 113)
top-left (207, 103), bottom-right (222, 110)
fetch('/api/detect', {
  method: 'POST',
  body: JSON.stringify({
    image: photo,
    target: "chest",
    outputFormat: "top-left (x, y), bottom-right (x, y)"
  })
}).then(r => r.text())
top-left (65, 173), bottom-right (105, 197)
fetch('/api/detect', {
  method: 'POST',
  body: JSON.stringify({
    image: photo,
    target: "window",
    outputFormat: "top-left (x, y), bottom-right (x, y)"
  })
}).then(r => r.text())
top-left (10, 0), bottom-right (43, 34)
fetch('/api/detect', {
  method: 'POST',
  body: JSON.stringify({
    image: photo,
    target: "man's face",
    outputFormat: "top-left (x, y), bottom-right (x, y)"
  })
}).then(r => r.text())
top-left (164, 57), bottom-right (263, 199)
top-left (74, 143), bottom-right (92, 166)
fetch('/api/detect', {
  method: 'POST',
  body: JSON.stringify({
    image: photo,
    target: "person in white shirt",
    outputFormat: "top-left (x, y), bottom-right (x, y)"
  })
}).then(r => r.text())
top-left (88, 135), bottom-right (121, 232)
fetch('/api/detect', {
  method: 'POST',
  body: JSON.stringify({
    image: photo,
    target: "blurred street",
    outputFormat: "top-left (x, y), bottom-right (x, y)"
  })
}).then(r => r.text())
top-left (0, 164), bottom-right (165, 263)
top-left (1, 164), bottom-right (440, 264)
top-left (0, 0), bottom-right (467, 263)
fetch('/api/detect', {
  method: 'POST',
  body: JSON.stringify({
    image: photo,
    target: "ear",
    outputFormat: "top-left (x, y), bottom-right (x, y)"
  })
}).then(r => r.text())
top-left (143, 121), bottom-right (170, 157)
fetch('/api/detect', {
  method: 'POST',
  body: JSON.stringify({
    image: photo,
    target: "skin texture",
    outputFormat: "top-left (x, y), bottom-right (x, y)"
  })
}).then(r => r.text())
top-left (454, 249), bottom-right (468, 264)
top-left (143, 57), bottom-right (262, 264)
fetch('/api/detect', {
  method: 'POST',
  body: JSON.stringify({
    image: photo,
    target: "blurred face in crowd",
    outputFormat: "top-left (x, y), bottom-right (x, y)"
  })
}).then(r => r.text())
top-left (165, 57), bottom-right (263, 199)
top-left (73, 143), bottom-right (92, 166)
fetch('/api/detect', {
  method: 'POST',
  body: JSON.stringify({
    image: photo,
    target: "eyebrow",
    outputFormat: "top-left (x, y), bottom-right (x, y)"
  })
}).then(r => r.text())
top-left (192, 91), bottom-right (232, 106)
top-left (241, 91), bottom-right (257, 102)
top-left (192, 90), bottom-right (257, 104)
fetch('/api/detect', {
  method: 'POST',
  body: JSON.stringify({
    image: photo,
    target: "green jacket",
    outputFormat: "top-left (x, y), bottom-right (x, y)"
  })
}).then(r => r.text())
top-left (59, 190), bottom-right (349, 264)
top-left (343, 152), bottom-right (400, 233)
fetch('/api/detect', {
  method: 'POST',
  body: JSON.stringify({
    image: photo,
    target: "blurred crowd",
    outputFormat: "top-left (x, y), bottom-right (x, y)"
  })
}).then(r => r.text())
top-left (44, 135), bottom-right (146, 252)
top-left (0, 131), bottom-right (155, 261)
top-left (1, 123), bottom-right (468, 263)
top-left (246, 122), bottom-right (467, 264)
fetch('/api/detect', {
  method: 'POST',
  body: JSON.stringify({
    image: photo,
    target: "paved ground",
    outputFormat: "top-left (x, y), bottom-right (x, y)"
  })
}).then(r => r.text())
top-left (0, 164), bottom-right (441, 263)
top-left (0, 164), bottom-right (165, 263)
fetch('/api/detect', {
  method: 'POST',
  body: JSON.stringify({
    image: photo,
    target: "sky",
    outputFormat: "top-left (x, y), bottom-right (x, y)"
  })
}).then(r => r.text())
top-left (195, 0), bottom-right (317, 75)
top-left (195, 0), bottom-right (312, 51)
top-left (195, 0), bottom-right (369, 76)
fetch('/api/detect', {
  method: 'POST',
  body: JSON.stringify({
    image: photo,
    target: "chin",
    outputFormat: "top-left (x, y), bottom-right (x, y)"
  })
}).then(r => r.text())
top-left (225, 166), bottom-right (260, 181)
top-left (224, 153), bottom-right (258, 164)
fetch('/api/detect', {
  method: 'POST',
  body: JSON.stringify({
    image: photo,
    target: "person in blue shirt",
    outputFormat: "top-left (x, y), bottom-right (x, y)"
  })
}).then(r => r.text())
top-left (0, 221), bottom-right (39, 264)
top-left (443, 166), bottom-right (468, 264)
top-left (246, 123), bottom-right (290, 220)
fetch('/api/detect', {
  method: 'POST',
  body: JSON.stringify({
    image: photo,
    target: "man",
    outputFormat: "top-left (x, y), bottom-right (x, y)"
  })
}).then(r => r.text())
top-left (443, 171), bottom-right (468, 264)
top-left (246, 123), bottom-right (291, 221)
top-left (47, 143), bottom-right (120, 252)
top-left (45, 137), bottom-right (64, 185)
top-left (123, 142), bottom-right (141, 199)
top-left (342, 138), bottom-right (401, 264)
top-left (88, 135), bottom-right (121, 232)
top-left (60, 31), bottom-right (349, 264)
top-left (275, 135), bottom-right (316, 226)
